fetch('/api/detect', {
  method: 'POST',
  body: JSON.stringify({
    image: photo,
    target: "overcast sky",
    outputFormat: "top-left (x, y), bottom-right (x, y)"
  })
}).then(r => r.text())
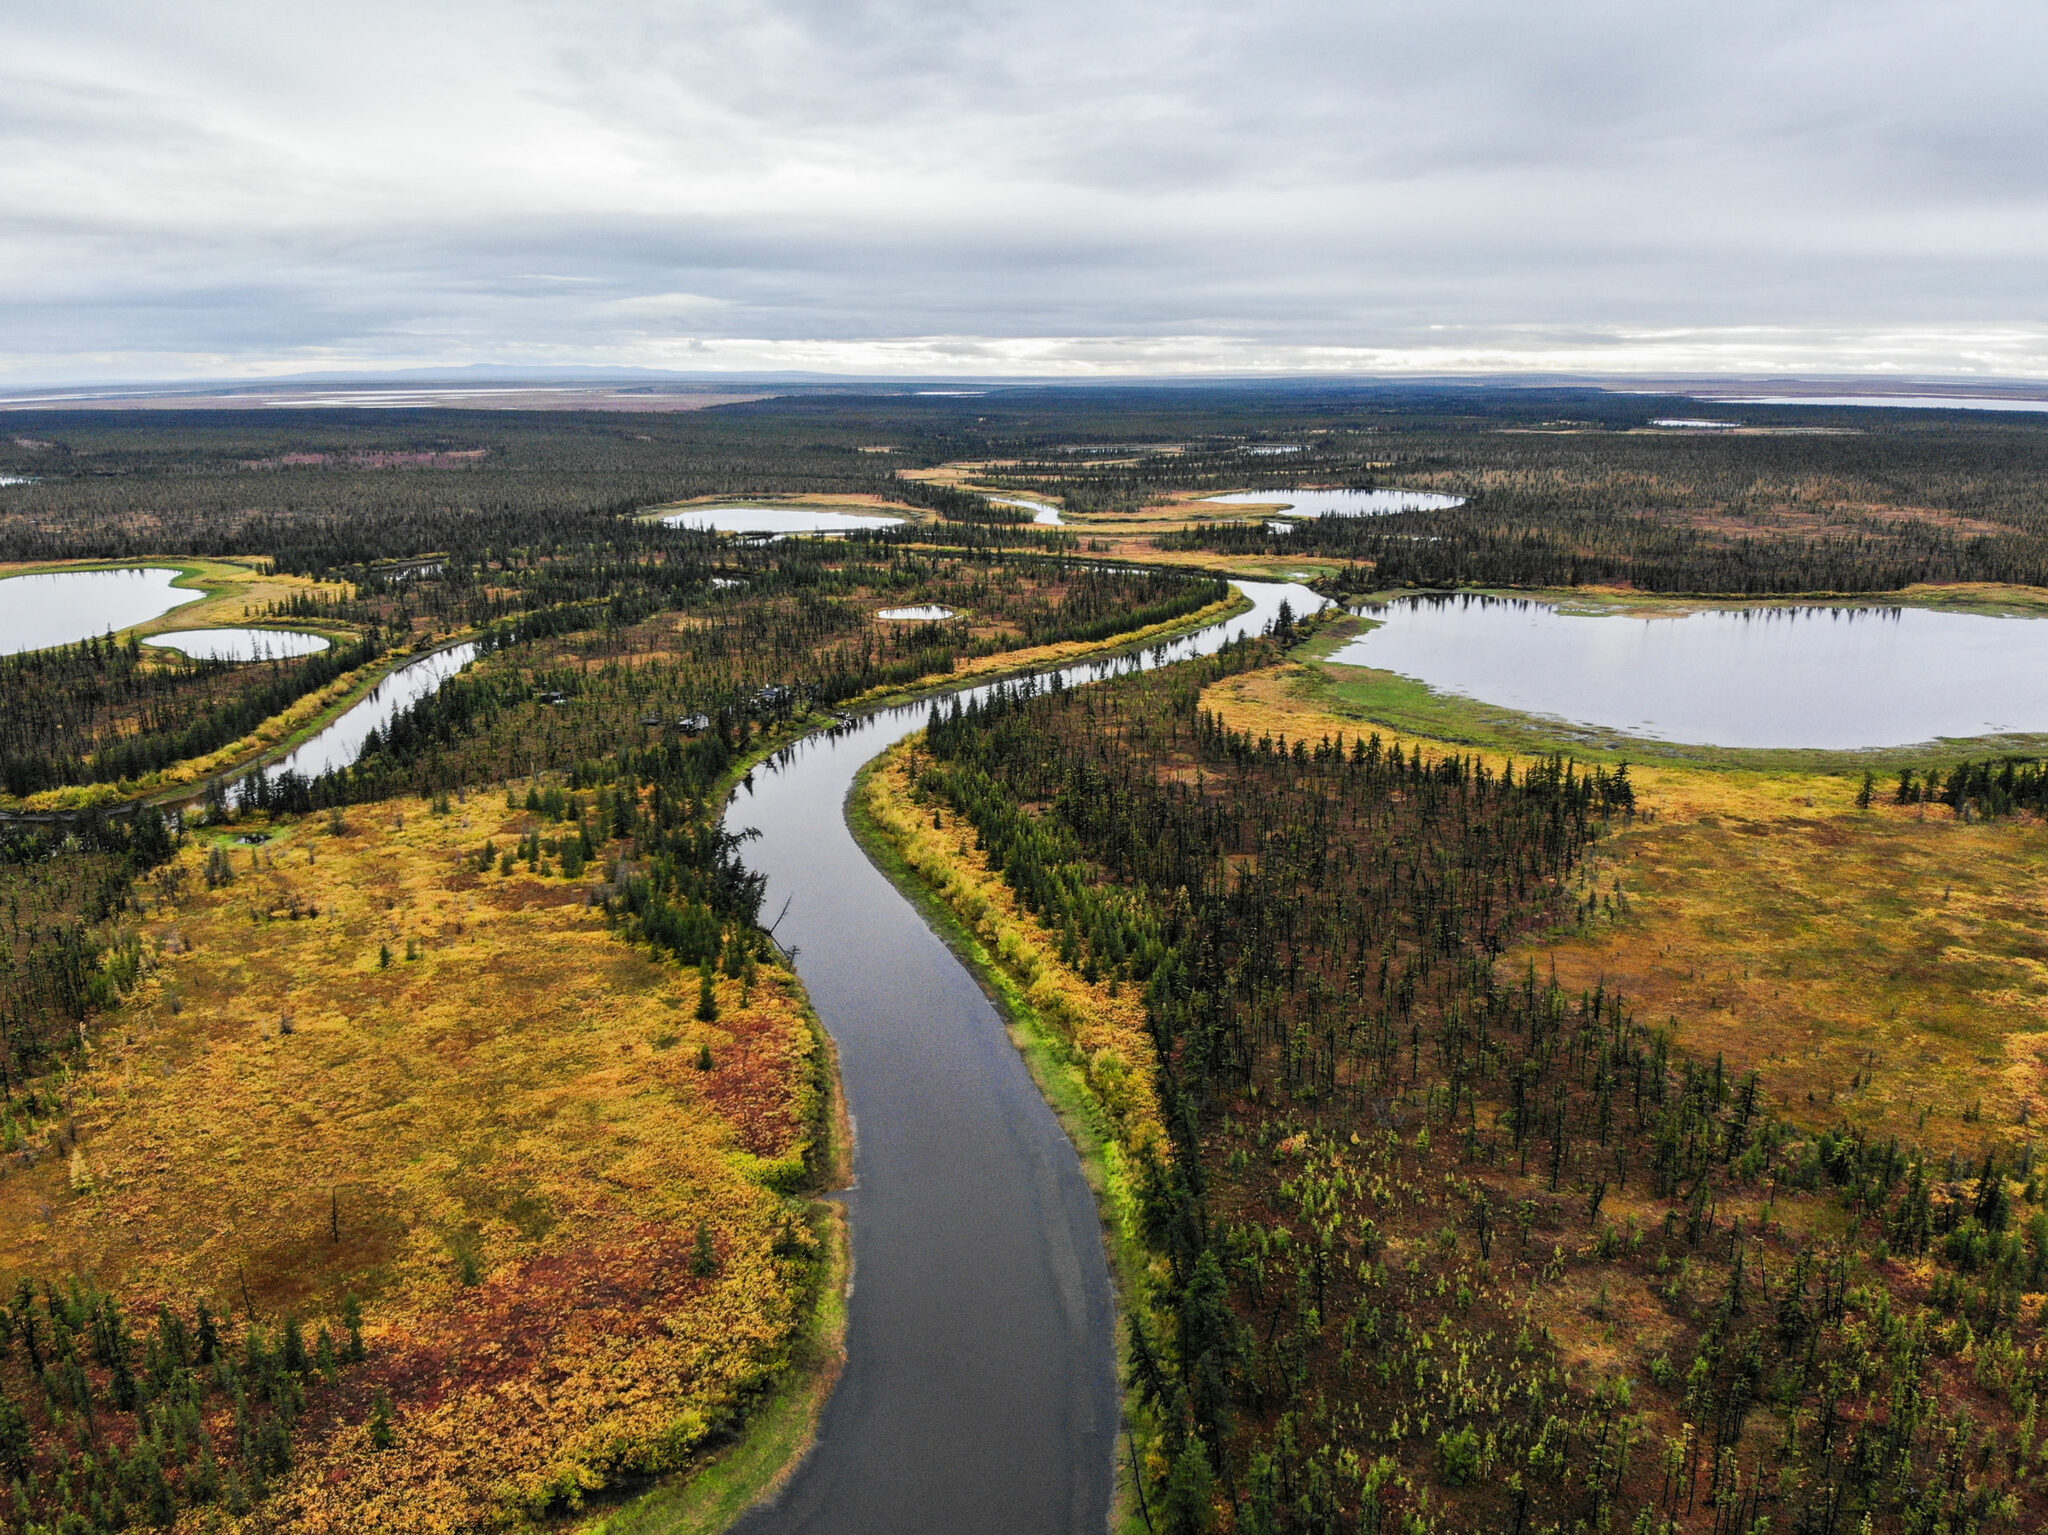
top-left (6, 0), bottom-right (2047, 382)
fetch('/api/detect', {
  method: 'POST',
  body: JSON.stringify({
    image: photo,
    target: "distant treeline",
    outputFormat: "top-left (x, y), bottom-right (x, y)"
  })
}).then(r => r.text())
top-left (15, 388), bottom-right (2048, 590)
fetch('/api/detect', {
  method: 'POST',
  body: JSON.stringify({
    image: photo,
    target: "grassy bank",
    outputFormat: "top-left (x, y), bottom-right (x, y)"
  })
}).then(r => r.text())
top-left (0, 792), bottom-right (840, 1531)
top-left (850, 746), bottom-right (1165, 1535)
top-left (1201, 655), bottom-right (2048, 1158)
top-left (1274, 606), bottom-right (2048, 773)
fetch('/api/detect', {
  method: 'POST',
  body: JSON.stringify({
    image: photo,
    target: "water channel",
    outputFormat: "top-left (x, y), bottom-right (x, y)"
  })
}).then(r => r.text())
top-left (192, 580), bottom-right (1317, 1529)
top-left (233, 642), bottom-right (480, 792)
top-left (727, 579), bottom-right (1316, 1535)
top-left (1332, 594), bottom-right (2048, 750)
top-left (0, 566), bottom-right (203, 656)
top-left (146, 627), bottom-right (330, 661)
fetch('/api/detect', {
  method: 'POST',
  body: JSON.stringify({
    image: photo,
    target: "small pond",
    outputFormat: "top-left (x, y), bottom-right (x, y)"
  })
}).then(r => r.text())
top-left (0, 567), bottom-right (203, 656)
top-left (661, 506), bottom-right (906, 535)
top-left (876, 605), bottom-right (958, 621)
top-left (1330, 595), bottom-right (2048, 750)
top-left (145, 628), bottom-right (331, 661)
top-left (1205, 488), bottom-right (1466, 516)
top-left (989, 496), bottom-right (1064, 526)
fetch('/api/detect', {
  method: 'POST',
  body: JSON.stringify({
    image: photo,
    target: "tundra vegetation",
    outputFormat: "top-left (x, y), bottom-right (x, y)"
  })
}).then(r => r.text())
top-left (8, 388), bottom-right (2048, 1532)
top-left (0, 501), bottom-right (1230, 1531)
top-left (885, 635), bottom-right (2048, 1534)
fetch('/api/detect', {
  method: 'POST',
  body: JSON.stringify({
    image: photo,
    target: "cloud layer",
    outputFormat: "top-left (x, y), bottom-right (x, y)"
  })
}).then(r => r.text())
top-left (7, 1), bottom-right (2047, 381)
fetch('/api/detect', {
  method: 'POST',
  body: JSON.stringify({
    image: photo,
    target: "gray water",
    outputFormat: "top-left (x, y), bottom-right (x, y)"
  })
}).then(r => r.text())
top-left (1332, 594), bottom-right (2048, 749)
top-left (728, 579), bottom-right (1318, 1535)
top-left (0, 567), bottom-right (202, 656)
top-left (235, 642), bottom-right (479, 790)
top-left (661, 506), bottom-right (907, 535)
top-left (1720, 394), bottom-right (2048, 413)
top-left (145, 627), bottom-right (330, 661)
top-left (1204, 488), bottom-right (1466, 516)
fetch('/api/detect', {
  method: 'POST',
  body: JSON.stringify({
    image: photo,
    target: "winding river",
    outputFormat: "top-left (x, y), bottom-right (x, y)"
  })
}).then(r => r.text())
top-left (727, 580), bottom-right (1316, 1535)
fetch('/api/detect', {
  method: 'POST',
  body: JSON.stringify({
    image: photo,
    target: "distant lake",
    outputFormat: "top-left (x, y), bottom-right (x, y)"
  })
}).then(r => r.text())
top-left (661, 505), bottom-right (906, 535)
top-left (877, 605), bottom-right (958, 621)
top-left (1205, 489), bottom-right (1466, 516)
top-left (989, 496), bottom-right (1064, 525)
top-left (0, 567), bottom-right (203, 656)
top-left (1331, 595), bottom-right (2048, 749)
top-left (145, 627), bottom-right (331, 661)
top-left (1719, 395), bottom-right (2048, 413)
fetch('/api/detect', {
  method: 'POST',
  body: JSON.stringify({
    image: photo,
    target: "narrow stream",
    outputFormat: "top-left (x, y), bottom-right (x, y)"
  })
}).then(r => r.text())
top-left (727, 580), bottom-right (1316, 1534)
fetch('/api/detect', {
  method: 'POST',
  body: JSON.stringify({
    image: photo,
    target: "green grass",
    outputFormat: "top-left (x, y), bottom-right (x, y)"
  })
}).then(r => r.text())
top-left (1292, 604), bottom-right (2048, 774)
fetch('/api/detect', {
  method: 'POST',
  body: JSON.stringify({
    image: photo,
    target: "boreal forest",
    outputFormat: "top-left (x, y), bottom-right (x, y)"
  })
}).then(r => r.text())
top-left (4, 384), bottom-right (2048, 1534)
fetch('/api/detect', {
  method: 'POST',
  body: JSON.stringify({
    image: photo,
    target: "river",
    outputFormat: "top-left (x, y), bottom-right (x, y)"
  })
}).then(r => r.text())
top-left (727, 579), bottom-right (1316, 1535)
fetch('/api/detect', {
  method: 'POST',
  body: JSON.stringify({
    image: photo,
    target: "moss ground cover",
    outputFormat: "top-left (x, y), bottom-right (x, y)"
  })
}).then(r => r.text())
top-left (0, 792), bottom-right (831, 1532)
top-left (1201, 660), bottom-right (2048, 1156)
top-left (901, 641), bottom-right (2048, 1532)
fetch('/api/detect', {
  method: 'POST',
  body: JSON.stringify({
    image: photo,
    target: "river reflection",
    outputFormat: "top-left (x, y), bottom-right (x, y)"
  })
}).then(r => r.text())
top-left (1332, 594), bottom-right (2048, 749)
top-left (660, 506), bottom-right (906, 535)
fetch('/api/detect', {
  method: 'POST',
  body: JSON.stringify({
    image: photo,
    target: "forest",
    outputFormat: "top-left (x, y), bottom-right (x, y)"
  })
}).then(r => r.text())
top-left (6, 387), bottom-right (2048, 1532)
top-left (10, 386), bottom-right (2048, 592)
top-left (902, 639), bottom-right (2048, 1534)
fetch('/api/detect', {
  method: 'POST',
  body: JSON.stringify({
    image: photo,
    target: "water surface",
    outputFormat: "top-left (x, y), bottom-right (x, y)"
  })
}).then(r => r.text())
top-left (239, 643), bottom-right (478, 788)
top-left (989, 496), bottom-right (1065, 525)
top-left (0, 567), bottom-right (202, 656)
top-left (1332, 595), bottom-right (2048, 749)
top-left (1205, 488), bottom-right (1466, 516)
top-left (876, 605), bottom-right (958, 621)
top-left (1719, 395), bottom-right (2048, 413)
top-left (729, 580), bottom-right (1320, 1535)
top-left (661, 506), bottom-right (906, 535)
top-left (145, 628), bottom-right (330, 661)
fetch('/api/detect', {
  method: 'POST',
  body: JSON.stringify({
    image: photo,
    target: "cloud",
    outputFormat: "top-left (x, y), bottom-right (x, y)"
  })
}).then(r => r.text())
top-left (3, 0), bottom-right (2046, 381)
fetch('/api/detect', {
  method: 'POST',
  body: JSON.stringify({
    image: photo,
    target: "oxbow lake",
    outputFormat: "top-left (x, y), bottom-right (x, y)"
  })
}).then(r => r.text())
top-left (987, 496), bottom-right (1064, 525)
top-left (1204, 488), bottom-right (1466, 516)
top-left (1331, 595), bottom-right (2048, 750)
top-left (0, 567), bottom-right (202, 656)
top-left (145, 628), bottom-right (331, 661)
top-left (660, 506), bottom-right (906, 535)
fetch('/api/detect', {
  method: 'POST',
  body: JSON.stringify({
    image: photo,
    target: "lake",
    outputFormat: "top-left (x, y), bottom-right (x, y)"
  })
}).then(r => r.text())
top-left (145, 627), bottom-right (331, 660)
top-left (661, 506), bottom-right (906, 535)
top-left (0, 567), bottom-right (203, 656)
top-left (988, 496), bottom-right (1064, 525)
top-left (1205, 488), bottom-right (1467, 516)
top-left (1330, 595), bottom-right (2048, 750)
top-left (876, 605), bottom-right (958, 621)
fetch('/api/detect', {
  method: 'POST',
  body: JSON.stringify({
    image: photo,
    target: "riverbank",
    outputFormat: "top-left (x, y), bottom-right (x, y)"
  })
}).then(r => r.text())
top-left (1268, 605), bottom-right (2048, 773)
top-left (850, 745), bottom-right (1165, 1535)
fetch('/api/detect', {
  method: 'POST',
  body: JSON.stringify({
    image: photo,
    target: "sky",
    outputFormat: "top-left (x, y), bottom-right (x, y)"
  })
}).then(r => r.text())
top-left (6, 0), bottom-right (2048, 383)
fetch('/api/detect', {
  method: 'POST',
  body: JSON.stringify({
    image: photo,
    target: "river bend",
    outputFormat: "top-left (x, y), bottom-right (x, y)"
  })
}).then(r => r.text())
top-left (727, 581), bottom-right (1314, 1535)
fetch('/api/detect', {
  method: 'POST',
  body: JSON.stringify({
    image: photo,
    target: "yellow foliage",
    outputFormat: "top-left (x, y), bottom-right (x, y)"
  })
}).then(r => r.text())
top-left (861, 748), bottom-right (1163, 1160)
top-left (0, 796), bottom-right (823, 1530)
top-left (1201, 663), bottom-right (2048, 1152)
